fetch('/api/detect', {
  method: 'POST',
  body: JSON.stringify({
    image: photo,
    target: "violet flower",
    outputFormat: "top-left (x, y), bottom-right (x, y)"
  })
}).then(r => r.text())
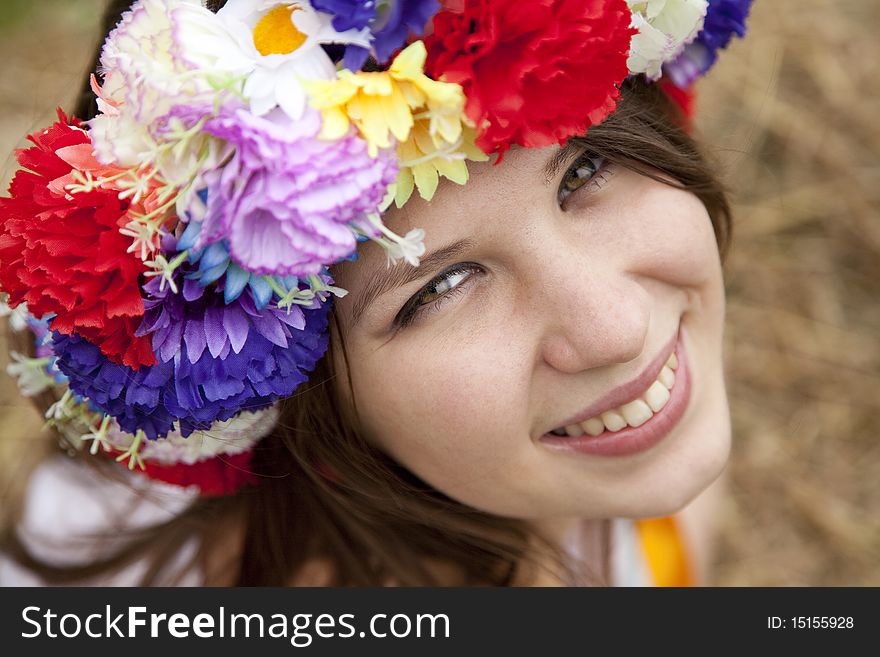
top-left (52, 267), bottom-right (331, 440)
top-left (312, 0), bottom-right (440, 69)
top-left (196, 105), bottom-right (398, 278)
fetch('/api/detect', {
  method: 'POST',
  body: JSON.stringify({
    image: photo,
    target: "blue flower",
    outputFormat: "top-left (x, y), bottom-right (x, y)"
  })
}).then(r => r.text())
top-left (177, 220), bottom-right (286, 309)
top-left (664, 0), bottom-right (754, 88)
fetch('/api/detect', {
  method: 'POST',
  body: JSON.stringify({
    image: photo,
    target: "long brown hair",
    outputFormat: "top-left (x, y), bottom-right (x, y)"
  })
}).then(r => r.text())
top-left (1, 0), bottom-right (732, 586)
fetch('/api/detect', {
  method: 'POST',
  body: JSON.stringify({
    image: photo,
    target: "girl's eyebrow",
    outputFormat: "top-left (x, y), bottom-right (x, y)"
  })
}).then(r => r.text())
top-left (543, 141), bottom-right (583, 182)
top-left (349, 238), bottom-right (475, 328)
top-left (349, 143), bottom-right (576, 328)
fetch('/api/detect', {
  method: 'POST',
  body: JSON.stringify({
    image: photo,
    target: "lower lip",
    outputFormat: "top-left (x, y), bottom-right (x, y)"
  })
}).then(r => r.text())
top-left (539, 328), bottom-right (692, 457)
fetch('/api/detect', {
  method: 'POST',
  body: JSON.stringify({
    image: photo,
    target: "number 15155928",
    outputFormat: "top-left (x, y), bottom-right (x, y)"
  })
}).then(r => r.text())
top-left (768, 616), bottom-right (854, 629)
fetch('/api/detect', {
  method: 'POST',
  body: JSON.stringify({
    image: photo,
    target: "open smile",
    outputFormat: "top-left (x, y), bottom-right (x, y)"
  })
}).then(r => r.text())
top-left (540, 325), bottom-right (692, 457)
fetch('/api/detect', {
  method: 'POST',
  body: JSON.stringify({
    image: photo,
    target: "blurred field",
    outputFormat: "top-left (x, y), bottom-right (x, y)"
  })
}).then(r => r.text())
top-left (0, 1), bottom-right (107, 521)
top-left (1, 1), bottom-right (878, 585)
top-left (694, 0), bottom-right (880, 585)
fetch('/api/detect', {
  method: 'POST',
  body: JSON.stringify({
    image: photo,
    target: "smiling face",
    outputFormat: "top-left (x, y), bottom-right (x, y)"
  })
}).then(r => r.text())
top-left (329, 141), bottom-right (731, 524)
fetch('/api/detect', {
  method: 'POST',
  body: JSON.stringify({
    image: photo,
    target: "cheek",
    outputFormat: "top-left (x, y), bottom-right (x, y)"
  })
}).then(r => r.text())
top-left (614, 183), bottom-right (721, 291)
top-left (351, 333), bottom-right (532, 501)
top-left (632, 187), bottom-right (728, 341)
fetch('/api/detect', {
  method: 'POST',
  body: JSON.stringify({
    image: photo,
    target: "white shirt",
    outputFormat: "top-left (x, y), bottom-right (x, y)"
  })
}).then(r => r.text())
top-left (0, 455), bottom-right (202, 586)
top-left (2, 456), bottom-right (654, 587)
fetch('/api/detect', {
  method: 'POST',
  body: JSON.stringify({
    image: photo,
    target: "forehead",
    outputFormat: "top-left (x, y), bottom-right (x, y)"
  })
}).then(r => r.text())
top-left (332, 143), bottom-right (561, 288)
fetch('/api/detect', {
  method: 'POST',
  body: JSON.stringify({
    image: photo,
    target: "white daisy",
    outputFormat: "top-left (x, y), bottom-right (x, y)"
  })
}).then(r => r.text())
top-left (178, 0), bottom-right (372, 119)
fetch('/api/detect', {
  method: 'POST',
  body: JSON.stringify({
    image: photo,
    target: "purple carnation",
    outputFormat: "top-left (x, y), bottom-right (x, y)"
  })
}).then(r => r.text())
top-left (312, 0), bottom-right (440, 68)
top-left (196, 105), bottom-right (397, 278)
top-left (52, 274), bottom-right (331, 440)
top-left (664, 0), bottom-right (753, 88)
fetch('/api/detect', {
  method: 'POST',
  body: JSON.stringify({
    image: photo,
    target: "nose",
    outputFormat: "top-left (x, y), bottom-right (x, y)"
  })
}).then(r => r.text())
top-left (536, 265), bottom-right (650, 374)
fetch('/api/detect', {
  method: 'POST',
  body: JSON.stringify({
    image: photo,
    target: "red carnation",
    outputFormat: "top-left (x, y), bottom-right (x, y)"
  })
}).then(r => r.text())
top-left (424, 0), bottom-right (636, 157)
top-left (117, 450), bottom-right (257, 497)
top-left (0, 110), bottom-right (156, 369)
top-left (659, 77), bottom-right (696, 130)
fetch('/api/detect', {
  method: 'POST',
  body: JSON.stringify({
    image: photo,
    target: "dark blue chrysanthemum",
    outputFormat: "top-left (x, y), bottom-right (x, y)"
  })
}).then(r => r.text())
top-left (664, 0), bottom-right (753, 88)
top-left (312, 0), bottom-right (440, 69)
top-left (52, 268), bottom-right (331, 439)
top-left (52, 330), bottom-right (178, 438)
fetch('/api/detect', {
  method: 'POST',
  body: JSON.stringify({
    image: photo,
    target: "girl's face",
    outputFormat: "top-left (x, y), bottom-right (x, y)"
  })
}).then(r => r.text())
top-left (330, 144), bottom-right (731, 522)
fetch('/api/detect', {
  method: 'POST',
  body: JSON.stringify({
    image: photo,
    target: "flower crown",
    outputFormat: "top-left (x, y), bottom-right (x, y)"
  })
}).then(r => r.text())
top-left (0, 0), bottom-right (751, 495)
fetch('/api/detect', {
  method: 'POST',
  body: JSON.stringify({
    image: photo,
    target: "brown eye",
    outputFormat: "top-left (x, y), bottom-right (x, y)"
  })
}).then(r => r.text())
top-left (558, 154), bottom-right (605, 206)
top-left (414, 268), bottom-right (470, 307)
top-left (395, 263), bottom-right (483, 328)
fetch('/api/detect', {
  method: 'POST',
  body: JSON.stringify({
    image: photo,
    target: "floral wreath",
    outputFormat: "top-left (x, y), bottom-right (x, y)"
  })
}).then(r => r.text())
top-left (0, 0), bottom-right (752, 495)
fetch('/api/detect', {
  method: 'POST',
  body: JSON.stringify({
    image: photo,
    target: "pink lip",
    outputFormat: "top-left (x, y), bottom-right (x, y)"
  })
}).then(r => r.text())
top-left (550, 326), bottom-right (681, 431)
top-left (539, 327), bottom-right (691, 457)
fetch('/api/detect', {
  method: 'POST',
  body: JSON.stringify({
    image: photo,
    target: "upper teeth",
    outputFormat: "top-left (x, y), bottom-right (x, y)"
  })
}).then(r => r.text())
top-left (553, 351), bottom-right (678, 438)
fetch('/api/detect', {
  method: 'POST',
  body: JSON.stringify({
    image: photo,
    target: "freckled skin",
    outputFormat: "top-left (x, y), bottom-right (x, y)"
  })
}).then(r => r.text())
top-left (330, 144), bottom-right (731, 530)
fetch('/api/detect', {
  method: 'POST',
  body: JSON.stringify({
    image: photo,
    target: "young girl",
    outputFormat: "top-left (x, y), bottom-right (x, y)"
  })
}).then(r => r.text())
top-left (0, 0), bottom-right (750, 586)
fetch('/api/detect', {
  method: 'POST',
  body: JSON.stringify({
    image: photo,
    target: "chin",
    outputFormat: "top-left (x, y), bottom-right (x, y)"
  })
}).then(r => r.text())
top-left (622, 350), bottom-right (733, 519)
top-left (627, 412), bottom-right (732, 519)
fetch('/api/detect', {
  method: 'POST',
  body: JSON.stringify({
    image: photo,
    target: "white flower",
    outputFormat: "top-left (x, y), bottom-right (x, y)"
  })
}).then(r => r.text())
top-left (6, 352), bottom-right (54, 397)
top-left (0, 299), bottom-right (30, 332)
top-left (177, 0), bottom-right (372, 119)
top-left (104, 406), bottom-right (279, 465)
top-left (356, 213), bottom-right (428, 268)
top-left (45, 389), bottom-right (77, 423)
top-left (143, 252), bottom-right (189, 294)
top-left (386, 228), bottom-right (427, 267)
top-left (87, 0), bottom-right (371, 195)
top-left (81, 416), bottom-right (113, 455)
top-left (89, 0), bottom-right (222, 169)
top-left (119, 218), bottom-right (164, 261)
top-left (626, 0), bottom-right (708, 80)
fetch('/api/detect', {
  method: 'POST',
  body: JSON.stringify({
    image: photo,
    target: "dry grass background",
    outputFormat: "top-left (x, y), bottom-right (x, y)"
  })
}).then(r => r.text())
top-left (0, 1), bottom-right (877, 585)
